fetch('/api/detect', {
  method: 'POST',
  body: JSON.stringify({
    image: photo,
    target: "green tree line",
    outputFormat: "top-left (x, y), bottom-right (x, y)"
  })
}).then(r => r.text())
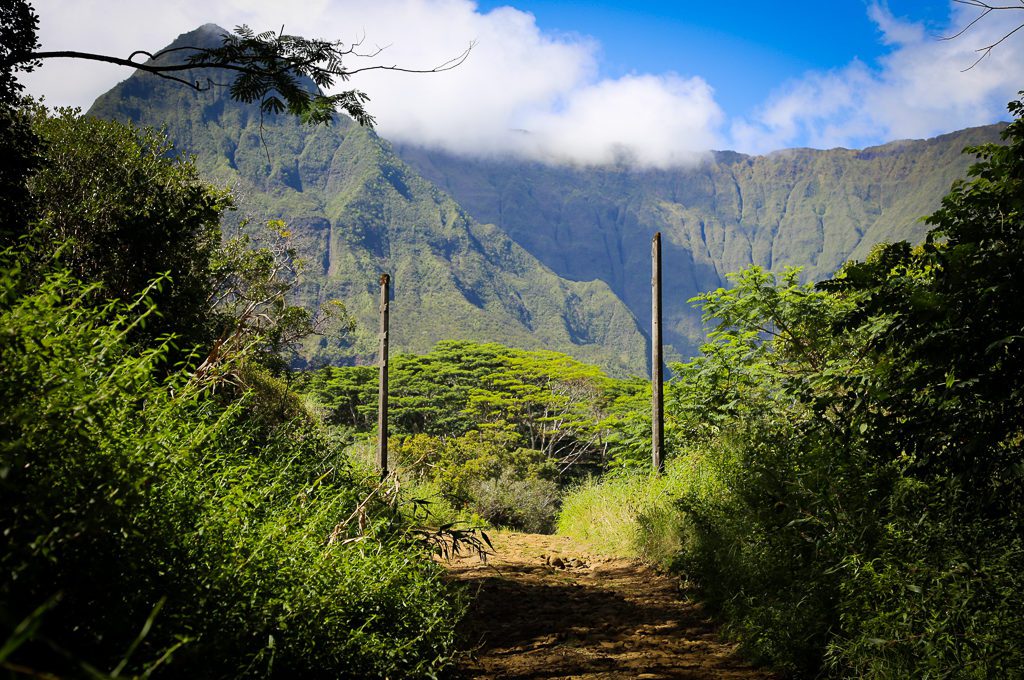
top-left (299, 340), bottom-right (647, 532)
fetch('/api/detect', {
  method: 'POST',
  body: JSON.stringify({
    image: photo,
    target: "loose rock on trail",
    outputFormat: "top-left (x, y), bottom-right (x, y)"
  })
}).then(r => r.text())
top-left (445, 532), bottom-right (776, 679)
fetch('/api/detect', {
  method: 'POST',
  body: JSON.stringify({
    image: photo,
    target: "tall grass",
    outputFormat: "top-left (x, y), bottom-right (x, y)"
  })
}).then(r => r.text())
top-left (557, 452), bottom-right (717, 566)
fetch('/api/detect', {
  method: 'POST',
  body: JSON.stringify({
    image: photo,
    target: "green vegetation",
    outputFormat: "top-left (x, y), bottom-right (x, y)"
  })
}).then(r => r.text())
top-left (0, 104), bottom-right (461, 677)
top-left (559, 95), bottom-right (1024, 677)
top-left (6, 8), bottom-right (1022, 677)
top-left (397, 122), bottom-right (1004, 359)
top-left (0, 256), bottom-right (460, 677)
top-left (86, 24), bottom-right (647, 376)
top-left (556, 465), bottom-right (688, 565)
top-left (0, 0), bottom-right (42, 235)
top-left (27, 105), bottom-right (231, 350)
top-left (300, 341), bottom-right (643, 532)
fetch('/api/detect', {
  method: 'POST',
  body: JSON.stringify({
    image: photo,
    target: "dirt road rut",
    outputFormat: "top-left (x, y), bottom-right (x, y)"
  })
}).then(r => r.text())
top-left (445, 532), bottom-right (775, 679)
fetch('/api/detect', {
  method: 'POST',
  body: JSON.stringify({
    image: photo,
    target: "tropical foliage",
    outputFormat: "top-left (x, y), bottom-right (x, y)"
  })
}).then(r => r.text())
top-left (560, 94), bottom-right (1024, 677)
top-left (0, 104), bottom-right (459, 677)
top-left (0, 255), bottom-right (460, 677)
top-left (26, 105), bottom-right (231, 349)
top-left (5, 4), bottom-right (1023, 676)
top-left (300, 341), bottom-right (635, 531)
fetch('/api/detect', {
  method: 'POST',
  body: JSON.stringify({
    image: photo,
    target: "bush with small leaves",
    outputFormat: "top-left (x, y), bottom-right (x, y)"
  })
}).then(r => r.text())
top-left (0, 247), bottom-right (461, 678)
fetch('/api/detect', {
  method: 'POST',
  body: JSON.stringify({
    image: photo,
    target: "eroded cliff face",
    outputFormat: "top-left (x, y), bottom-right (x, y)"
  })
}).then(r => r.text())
top-left (87, 25), bottom-right (648, 376)
top-left (89, 25), bottom-right (1005, 368)
top-left (395, 123), bottom-right (1003, 356)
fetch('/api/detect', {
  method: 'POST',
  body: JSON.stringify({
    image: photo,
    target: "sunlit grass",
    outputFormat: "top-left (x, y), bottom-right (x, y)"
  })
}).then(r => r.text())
top-left (556, 451), bottom-right (719, 566)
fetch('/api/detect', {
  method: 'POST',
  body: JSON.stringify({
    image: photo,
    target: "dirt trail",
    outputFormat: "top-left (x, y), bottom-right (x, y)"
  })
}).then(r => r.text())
top-left (445, 532), bottom-right (775, 679)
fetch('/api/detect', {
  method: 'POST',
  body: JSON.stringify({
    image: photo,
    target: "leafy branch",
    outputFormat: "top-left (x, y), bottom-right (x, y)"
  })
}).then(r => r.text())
top-left (7, 23), bottom-right (474, 126)
top-left (192, 220), bottom-right (354, 387)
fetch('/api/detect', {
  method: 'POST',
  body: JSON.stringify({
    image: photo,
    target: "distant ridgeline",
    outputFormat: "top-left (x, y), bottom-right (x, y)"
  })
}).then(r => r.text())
top-left (88, 24), bottom-right (1005, 373)
top-left (395, 125), bottom-right (1004, 359)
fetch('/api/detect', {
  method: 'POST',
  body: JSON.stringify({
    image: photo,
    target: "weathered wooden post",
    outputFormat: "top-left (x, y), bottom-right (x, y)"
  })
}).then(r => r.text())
top-left (377, 273), bottom-right (391, 477)
top-left (652, 233), bottom-right (665, 473)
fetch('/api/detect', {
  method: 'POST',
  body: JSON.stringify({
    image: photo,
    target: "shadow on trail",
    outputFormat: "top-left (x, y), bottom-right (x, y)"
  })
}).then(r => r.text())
top-left (445, 532), bottom-right (773, 679)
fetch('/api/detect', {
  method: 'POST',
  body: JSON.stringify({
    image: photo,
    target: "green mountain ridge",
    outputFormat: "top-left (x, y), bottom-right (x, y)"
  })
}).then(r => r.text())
top-left (88, 23), bottom-right (1006, 368)
top-left (87, 25), bottom-right (647, 376)
top-left (393, 122), bottom-right (1005, 357)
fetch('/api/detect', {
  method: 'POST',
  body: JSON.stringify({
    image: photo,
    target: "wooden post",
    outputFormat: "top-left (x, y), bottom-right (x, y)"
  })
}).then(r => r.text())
top-left (652, 233), bottom-right (665, 473)
top-left (377, 273), bottom-right (390, 477)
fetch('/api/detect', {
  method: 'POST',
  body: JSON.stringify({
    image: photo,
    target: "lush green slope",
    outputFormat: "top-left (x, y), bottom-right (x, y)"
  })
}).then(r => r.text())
top-left (87, 25), bottom-right (647, 376)
top-left (88, 24), bottom-right (1005, 367)
top-left (395, 124), bottom-right (1004, 357)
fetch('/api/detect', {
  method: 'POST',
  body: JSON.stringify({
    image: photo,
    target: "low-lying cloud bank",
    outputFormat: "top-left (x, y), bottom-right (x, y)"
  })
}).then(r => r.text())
top-left (22, 0), bottom-right (1024, 166)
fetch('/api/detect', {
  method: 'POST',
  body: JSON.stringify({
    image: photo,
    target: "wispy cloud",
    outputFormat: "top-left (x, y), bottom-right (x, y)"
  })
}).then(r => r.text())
top-left (729, 2), bottom-right (1024, 153)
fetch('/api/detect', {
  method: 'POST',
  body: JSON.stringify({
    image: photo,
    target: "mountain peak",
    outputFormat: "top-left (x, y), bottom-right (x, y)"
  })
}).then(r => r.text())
top-left (196, 23), bottom-right (227, 34)
top-left (159, 23), bottom-right (228, 54)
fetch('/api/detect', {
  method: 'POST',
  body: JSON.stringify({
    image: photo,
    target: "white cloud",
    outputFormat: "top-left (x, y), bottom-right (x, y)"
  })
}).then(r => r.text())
top-left (21, 0), bottom-right (722, 166)
top-left (19, 1), bottom-right (1024, 162)
top-left (730, 2), bottom-right (1024, 153)
top-left (515, 73), bottom-right (722, 166)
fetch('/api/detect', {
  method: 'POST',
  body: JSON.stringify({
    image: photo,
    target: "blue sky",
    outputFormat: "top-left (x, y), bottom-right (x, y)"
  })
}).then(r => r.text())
top-left (474, 1), bottom-right (956, 114)
top-left (22, 1), bottom-right (1024, 164)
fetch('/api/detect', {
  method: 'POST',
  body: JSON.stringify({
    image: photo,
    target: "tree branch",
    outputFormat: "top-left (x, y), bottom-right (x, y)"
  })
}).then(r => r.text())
top-left (946, 0), bottom-right (1024, 70)
top-left (7, 25), bottom-right (475, 129)
top-left (22, 50), bottom-right (249, 76)
top-left (345, 42), bottom-right (475, 77)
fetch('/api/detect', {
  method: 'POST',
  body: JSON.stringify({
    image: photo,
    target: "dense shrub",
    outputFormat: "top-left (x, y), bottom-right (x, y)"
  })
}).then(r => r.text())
top-left (26, 107), bottom-right (232, 350)
top-left (471, 471), bottom-right (560, 534)
top-left (0, 251), bottom-right (460, 677)
top-left (393, 429), bottom-right (559, 532)
top-left (561, 96), bottom-right (1024, 678)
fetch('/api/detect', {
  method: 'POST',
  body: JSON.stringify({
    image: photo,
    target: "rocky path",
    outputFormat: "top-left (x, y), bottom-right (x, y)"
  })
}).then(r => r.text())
top-left (445, 532), bottom-right (776, 679)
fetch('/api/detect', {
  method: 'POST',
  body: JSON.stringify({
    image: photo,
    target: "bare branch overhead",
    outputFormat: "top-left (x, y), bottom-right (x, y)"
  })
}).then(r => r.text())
top-left (946, 0), bottom-right (1024, 70)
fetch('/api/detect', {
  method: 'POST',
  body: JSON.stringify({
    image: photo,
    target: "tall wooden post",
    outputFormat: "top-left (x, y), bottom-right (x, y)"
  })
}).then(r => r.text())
top-left (377, 273), bottom-right (391, 477)
top-left (652, 233), bottom-right (665, 473)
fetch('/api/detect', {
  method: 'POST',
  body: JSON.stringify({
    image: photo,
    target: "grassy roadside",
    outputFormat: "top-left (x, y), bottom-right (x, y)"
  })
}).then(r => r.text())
top-left (556, 451), bottom-right (717, 568)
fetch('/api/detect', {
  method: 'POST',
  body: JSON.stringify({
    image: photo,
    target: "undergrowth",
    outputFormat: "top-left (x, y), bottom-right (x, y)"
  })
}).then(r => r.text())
top-left (0, 254), bottom-right (462, 678)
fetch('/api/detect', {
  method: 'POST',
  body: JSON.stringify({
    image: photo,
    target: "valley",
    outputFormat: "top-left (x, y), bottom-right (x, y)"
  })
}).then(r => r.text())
top-left (396, 124), bottom-right (1002, 357)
